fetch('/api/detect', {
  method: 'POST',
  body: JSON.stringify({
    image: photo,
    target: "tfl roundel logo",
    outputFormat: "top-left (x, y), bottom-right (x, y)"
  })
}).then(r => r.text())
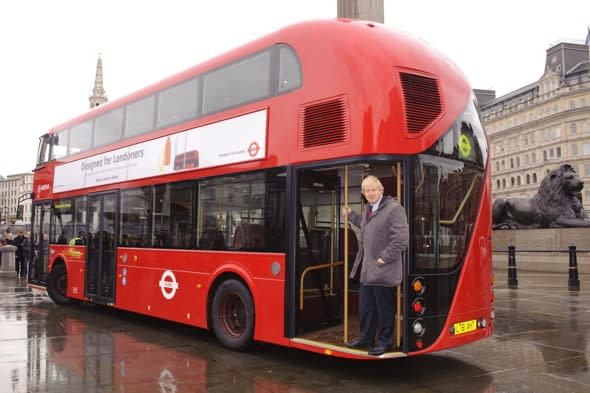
top-left (159, 270), bottom-right (179, 300)
top-left (248, 142), bottom-right (260, 157)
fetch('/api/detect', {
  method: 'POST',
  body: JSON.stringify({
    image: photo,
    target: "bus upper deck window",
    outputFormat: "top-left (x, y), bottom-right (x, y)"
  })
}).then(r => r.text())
top-left (278, 44), bottom-right (301, 93)
top-left (37, 134), bottom-right (51, 165)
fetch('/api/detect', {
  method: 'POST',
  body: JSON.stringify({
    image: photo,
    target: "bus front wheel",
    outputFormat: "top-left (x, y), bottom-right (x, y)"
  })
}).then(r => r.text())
top-left (211, 279), bottom-right (255, 351)
top-left (46, 264), bottom-right (74, 305)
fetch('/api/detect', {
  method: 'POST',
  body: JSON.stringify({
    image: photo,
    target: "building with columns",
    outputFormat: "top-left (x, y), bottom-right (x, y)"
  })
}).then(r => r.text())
top-left (0, 173), bottom-right (33, 227)
top-left (480, 30), bottom-right (590, 208)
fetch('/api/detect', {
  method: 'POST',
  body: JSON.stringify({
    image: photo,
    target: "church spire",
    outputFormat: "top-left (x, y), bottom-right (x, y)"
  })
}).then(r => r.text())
top-left (88, 53), bottom-right (108, 109)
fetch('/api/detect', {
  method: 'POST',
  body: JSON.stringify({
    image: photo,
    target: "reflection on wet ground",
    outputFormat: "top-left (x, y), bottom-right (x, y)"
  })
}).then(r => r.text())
top-left (1, 272), bottom-right (589, 393)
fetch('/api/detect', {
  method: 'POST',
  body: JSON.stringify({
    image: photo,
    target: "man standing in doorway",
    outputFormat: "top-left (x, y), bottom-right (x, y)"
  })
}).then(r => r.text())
top-left (342, 175), bottom-right (409, 356)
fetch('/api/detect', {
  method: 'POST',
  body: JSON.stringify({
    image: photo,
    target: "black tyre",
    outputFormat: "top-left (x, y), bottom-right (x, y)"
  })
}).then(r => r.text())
top-left (46, 263), bottom-right (74, 305)
top-left (211, 279), bottom-right (255, 351)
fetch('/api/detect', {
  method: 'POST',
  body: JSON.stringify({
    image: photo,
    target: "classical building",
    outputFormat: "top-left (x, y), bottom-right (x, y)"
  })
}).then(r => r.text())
top-left (0, 173), bottom-right (33, 227)
top-left (480, 30), bottom-right (590, 208)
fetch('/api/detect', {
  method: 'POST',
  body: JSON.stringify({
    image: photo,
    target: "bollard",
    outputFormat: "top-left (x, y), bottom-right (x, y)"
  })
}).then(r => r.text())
top-left (568, 244), bottom-right (580, 291)
top-left (507, 245), bottom-right (518, 289)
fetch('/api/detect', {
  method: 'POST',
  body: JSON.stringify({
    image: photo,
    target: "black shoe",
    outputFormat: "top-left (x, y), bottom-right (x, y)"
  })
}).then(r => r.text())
top-left (345, 339), bottom-right (372, 349)
top-left (368, 345), bottom-right (392, 356)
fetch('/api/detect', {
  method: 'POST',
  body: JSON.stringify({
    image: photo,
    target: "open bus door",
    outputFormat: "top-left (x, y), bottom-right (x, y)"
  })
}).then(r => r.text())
top-left (293, 162), bottom-right (405, 352)
top-left (295, 171), bottom-right (344, 334)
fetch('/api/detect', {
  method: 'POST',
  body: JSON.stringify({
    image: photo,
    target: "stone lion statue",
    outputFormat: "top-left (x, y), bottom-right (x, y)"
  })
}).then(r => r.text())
top-left (492, 164), bottom-right (590, 229)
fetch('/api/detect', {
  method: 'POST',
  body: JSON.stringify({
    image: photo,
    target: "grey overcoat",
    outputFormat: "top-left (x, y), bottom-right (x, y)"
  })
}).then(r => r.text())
top-left (348, 195), bottom-right (409, 287)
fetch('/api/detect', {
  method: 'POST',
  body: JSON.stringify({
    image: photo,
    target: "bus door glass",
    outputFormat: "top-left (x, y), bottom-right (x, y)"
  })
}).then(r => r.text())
top-left (86, 192), bottom-right (118, 302)
top-left (29, 201), bottom-right (51, 285)
top-left (295, 170), bottom-right (344, 333)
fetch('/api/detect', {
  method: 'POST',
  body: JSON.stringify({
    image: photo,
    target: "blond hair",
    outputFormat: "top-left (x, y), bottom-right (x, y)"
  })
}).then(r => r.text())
top-left (361, 175), bottom-right (384, 193)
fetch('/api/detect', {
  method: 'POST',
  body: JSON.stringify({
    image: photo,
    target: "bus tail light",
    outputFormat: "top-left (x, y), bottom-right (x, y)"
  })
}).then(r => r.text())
top-left (412, 277), bottom-right (425, 295)
top-left (412, 298), bottom-right (425, 315)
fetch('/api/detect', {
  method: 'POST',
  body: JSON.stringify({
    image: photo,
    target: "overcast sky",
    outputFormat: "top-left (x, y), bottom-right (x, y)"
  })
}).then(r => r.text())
top-left (1, 0), bottom-right (589, 177)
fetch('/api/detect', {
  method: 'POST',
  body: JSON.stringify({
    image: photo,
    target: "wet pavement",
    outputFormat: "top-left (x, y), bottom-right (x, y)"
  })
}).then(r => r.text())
top-left (1, 271), bottom-right (590, 393)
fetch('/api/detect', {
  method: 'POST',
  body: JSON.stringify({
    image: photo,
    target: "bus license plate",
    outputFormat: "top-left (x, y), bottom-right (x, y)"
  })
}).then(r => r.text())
top-left (453, 320), bottom-right (477, 335)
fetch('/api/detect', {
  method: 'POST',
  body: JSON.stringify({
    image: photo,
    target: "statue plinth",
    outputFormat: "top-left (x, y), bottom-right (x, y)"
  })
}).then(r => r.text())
top-left (492, 227), bottom-right (590, 273)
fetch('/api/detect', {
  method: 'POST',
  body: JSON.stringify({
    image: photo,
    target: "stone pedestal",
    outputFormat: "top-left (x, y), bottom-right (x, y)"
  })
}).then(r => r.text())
top-left (492, 228), bottom-right (590, 273)
top-left (0, 245), bottom-right (17, 277)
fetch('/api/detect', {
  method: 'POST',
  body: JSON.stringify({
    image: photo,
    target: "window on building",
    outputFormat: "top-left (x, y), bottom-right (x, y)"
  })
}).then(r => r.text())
top-left (502, 179), bottom-right (506, 188)
top-left (526, 174), bottom-right (530, 184)
top-left (570, 101), bottom-right (576, 109)
top-left (556, 147), bottom-right (561, 158)
top-left (543, 150), bottom-right (547, 161)
top-left (584, 164), bottom-right (590, 177)
top-left (583, 121), bottom-right (589, 133)
top-left (510, 177), bottom-right (515, 186)
top-left (533, 173), bottom-right (537, 183)
top-left (572, 164), bottom-right (579, 174)
top-left (571, 144), bottom-right (578, 156)
top-left (571, 123), bottom-right (577, 134)
top-left (496, 180), bottom-right (500, 189)
top-left (516, 157), bottom-right (520, 167)
top-left (584, 143), bottom-right (590, 155)
top-left (517, 176), bottom-right (521, 186)
top-left (510, 158), bottom-right (514, 168)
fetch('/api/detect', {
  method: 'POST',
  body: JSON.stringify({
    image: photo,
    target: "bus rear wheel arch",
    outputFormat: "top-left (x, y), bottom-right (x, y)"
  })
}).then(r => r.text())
top-left (46, 261), bottom-right (76, 305)
top-left (210, 278), bottom-right (255, 351)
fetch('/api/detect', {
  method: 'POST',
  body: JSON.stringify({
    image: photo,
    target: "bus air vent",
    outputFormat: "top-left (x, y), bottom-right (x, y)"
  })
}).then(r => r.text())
top-left (399, 72), bottom-right (442, 133)
top-left (299, 96), bottom-right (350, 149)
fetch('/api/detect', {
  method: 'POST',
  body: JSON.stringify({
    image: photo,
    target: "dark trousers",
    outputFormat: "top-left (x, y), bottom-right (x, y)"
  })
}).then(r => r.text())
top-left (15, 257), bottom-right (22, 275)
top-left (19, 257), bottom-right (28, 277)
top-left (358, 283), bottom-right (396, 348)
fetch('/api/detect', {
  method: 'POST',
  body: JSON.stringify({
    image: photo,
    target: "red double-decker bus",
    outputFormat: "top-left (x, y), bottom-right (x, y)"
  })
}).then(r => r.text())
top-left (29, 18), bottom-right (493, 359)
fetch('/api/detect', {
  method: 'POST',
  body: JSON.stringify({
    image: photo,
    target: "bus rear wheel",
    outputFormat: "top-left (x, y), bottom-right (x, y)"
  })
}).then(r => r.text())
top-left (46, 263), bottom-right (74, 305)
top-left (211, 279), bottom-right (254, 351)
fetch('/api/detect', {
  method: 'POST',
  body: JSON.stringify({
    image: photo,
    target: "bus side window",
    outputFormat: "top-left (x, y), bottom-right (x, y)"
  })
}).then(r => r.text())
top-left (198, 216), bottom-right (226, 250)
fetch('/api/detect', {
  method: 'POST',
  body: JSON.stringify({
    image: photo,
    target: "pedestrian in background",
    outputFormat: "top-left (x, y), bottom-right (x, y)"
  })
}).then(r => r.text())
top-left (20, 231), bottom-right (30, 279)
top-left (14, 229), bottom-right (26, 278)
